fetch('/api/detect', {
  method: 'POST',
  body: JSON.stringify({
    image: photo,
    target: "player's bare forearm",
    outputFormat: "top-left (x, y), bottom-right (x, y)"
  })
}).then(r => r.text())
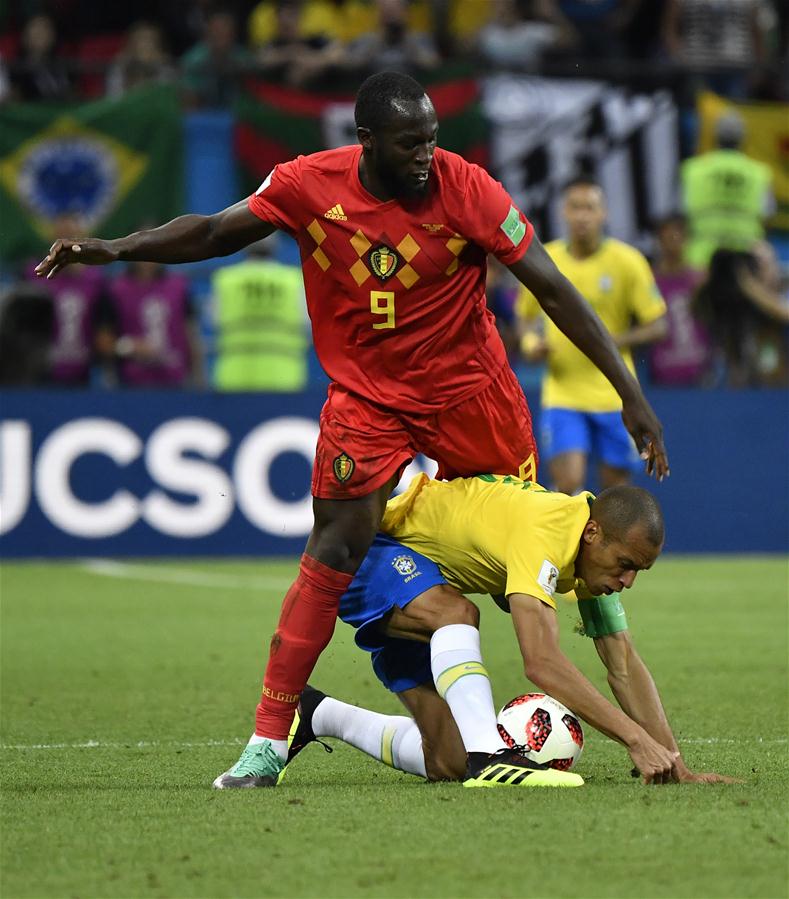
top-left (510, 592), bottom-right (680, 783)
top-left (115, 215), bottom-right (228, 263)
top-left (113, 203), bottom-right (273, 263)
top-left (594, 631), bottom-right (679, 753)
top-left (509, 242), bottom-right (639, 400)
top-left (510, 594), bottom-right (647, 748)
top-left (36, 201), bottom-right (274, 278)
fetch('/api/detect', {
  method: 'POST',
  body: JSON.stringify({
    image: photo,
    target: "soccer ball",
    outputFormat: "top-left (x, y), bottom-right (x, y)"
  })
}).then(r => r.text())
top-left (497, 693), bottom-right (584, 771)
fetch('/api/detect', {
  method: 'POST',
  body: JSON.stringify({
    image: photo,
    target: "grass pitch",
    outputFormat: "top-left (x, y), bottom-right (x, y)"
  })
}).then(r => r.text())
top-left (1, 556), bottom-right (787, 899)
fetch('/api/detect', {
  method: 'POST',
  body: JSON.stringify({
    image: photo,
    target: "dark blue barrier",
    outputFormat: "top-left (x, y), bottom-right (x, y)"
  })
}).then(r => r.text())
top-left (0, 388), bottom-right (786, 557)
top-left (523, 387), bottom-right (787, 554)
top-left (633, 388), bottom-right (787, 554)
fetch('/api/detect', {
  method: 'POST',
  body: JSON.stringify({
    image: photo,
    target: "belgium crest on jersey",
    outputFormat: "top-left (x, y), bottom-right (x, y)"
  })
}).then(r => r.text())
top-left (333, 452), bottom-right (355, 483)
top-left (370, 245), bottom-right (398, 280)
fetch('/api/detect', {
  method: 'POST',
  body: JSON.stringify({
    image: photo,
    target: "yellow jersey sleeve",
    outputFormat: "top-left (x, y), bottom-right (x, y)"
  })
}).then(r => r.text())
top-left (503, 491), bottom-right (593, 609)
top-left (627, 248), bottom-right (667, 324)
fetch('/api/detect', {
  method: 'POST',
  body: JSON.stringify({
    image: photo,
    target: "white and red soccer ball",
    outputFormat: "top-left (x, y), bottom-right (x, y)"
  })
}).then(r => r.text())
top-left (497, 693), bottom-right (584, 771)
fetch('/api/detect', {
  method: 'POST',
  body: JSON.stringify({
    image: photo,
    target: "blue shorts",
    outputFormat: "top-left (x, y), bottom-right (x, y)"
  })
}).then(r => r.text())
top-left (540, 407), bottom-right (640, 469)
top-left (338, 534), bottom-right (446, 693)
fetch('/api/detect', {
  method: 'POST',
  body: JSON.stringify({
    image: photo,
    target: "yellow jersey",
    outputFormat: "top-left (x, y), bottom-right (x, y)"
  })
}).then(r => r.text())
top-left (518, 238), bottom-right (666, 412)
top-left (382, 473), bottom-right (595, 609)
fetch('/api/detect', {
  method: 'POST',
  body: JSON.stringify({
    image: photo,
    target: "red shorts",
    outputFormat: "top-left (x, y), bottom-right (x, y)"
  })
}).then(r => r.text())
top-left (312, 364), bottom-right (538, 499)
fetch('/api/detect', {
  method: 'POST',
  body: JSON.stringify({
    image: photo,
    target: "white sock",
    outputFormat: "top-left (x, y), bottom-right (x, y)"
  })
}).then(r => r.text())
top-left (247, 734), bottom-right (288, 760)
top-left (312, 697), bottom-right (426, 777)
top-left (430, 623), bottom-right (507, 755)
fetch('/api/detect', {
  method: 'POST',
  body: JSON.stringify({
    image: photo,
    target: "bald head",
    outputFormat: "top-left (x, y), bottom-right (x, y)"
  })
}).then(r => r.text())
top-left (591, 486), bottom-right (664, 548)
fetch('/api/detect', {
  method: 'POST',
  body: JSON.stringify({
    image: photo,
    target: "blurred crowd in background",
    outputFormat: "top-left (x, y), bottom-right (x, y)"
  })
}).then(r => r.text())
top-left (0, 0), bottom-right (787, 392)
top-left (1, 0), bottom-right (787, 103)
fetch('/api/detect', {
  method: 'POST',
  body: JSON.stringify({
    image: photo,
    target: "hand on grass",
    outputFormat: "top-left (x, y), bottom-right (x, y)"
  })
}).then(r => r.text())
top-left (630, 760), bottom-right (743, 784)
top-left (627, 733), bottom-right (680, 784)
top-left (673, 763), bottom-right (743, 785)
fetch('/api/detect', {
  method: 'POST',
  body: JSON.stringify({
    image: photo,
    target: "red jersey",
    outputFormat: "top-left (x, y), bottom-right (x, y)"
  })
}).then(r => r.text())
top-left (247, 145), bottom-right (534, 413)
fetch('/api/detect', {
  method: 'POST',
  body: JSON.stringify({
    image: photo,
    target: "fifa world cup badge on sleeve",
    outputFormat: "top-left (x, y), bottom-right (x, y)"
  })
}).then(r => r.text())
top-left (500, 205), bottom-right (526, 246)
top-left (333, 452), bottom-right (355, 483)
top-left (537, 560), bottom-right (560, 598)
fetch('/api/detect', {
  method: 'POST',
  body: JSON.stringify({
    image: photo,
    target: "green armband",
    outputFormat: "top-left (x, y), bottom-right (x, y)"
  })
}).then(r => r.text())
top-left (577, 593), bottom-right (629, 638)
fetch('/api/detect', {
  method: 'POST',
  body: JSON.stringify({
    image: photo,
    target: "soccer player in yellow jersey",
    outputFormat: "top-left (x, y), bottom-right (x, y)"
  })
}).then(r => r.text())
top-left (518, 177), bottom-right (668, 495)
top-left (282, 474), bottom-right (735, 788)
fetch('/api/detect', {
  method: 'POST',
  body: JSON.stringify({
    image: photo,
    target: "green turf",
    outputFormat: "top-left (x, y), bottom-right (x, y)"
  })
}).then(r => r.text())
top-left (1, 556), bottom-right (787, 899)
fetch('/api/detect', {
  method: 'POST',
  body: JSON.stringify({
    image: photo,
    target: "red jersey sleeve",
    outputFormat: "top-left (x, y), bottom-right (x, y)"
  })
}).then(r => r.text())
top-left (455, 162), bottom-right (534, 266)
top-left (247, 156), bottom-right (304, 235)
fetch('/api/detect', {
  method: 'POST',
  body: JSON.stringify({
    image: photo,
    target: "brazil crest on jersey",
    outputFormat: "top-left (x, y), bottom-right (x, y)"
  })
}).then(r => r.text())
top-left (248, 145), bottom-right (534, 413)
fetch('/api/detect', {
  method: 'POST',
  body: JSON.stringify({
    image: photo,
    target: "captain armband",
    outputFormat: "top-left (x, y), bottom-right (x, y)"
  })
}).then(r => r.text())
top-left (577, 593), bottom-right (629, 638)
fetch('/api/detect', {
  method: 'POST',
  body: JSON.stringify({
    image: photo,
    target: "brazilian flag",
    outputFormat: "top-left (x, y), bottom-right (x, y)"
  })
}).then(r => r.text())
top-left (235, 73), bottom-right (489, 194)
top-left (0, 85), bottom-right (183, 262)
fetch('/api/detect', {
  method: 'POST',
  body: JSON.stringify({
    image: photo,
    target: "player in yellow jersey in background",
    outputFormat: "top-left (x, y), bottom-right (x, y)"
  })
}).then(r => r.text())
top-left (281, 474), bottom-right (736, 788)
top-left (518, 177), bottom-right (668, 495)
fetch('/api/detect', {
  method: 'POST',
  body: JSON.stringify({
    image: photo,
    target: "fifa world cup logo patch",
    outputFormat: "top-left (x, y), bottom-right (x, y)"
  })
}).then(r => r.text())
top-left (333, 452), bottom-right (355, 483)
top-left (369, 245), bottom-right (398, 280)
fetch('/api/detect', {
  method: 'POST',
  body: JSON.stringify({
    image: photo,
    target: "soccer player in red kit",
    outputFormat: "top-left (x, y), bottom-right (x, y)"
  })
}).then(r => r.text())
top-left (36, 72), bottom-right (669, 788)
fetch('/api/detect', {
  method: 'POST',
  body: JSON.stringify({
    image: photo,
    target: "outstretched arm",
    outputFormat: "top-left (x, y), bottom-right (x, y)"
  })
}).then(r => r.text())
top-left (594, 630), bottom-right (740, 783)
top-left (35, 200), bottom-right (275, 279)
top-left (508, 237), bottom-right (669, 480)
top-left (509, 592), bottom-right (679, 783)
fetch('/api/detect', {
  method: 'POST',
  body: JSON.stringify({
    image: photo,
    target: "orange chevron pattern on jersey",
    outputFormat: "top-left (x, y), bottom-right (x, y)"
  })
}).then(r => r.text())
top-left (247, 145), bottom-right (534, 414)
top-left (334, 226), bottom-right (468, 289)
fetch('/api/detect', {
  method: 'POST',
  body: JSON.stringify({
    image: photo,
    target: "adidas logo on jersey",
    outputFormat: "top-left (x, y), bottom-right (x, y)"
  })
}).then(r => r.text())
top-left (324, 204), bottom-right (347, 221)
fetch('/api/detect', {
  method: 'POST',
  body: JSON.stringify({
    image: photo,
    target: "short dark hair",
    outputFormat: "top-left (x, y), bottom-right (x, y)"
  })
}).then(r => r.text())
top-left (563, 174), bottom-right (603, 195)
top-left (591, 486), bottom-right (665, 547)
top-left (355, 71), bottom-right (427, 133)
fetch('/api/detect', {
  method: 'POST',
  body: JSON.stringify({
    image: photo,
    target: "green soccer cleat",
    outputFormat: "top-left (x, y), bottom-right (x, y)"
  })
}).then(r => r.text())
top-left (212, 741), bottom-right (285, 789)
top-left (463, 746), bottom-right (584, 789)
